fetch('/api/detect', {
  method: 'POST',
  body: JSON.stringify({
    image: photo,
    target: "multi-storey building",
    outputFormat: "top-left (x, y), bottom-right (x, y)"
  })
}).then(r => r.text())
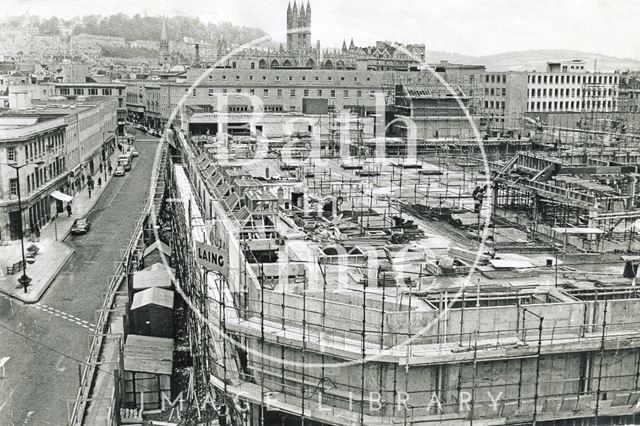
top-left (0, 96), bottom-right (117, 240)
top-left (52, 82), bottom-right (127, 135)
top-left (157, 68), bottom-right (398, 128)
top-left (478, 62), bottom-right (621, 133)
top-left (526, 62), bottom-right (620, 114)
top-left (209, 2), bottom-right (426, 72)
top-left (481, 71), bottom-right (528, 131)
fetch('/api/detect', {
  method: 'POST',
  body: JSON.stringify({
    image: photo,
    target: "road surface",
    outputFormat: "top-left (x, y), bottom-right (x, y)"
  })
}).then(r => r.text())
top-left (0, 132), bottom-right (159, 425)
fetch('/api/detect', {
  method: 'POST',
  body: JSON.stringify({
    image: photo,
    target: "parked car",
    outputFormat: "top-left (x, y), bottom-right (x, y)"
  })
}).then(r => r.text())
top-left (70, 218), bottom-right (91, 235)
top-left (114, 165), bottom-right (125, 176)
top-left (130, 147), bottom-right (139, 157)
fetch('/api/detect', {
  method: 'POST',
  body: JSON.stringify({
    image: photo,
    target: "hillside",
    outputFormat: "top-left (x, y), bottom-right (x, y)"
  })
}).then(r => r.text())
top-left (427, 49), bottom-right (640, 72)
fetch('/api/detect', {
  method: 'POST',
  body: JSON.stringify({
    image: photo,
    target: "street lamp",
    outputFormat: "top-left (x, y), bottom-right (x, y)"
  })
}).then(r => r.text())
top-left (8, 161), bottom-right (44, 293)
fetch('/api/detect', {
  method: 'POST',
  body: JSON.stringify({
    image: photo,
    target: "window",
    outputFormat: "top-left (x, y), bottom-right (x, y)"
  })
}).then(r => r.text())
top-left (315, 76), bottom-right (319, 81)
top-left (9, 178), bottom-right (17, 196)
top-left (289, 76), bottom-right (293, 81)
top-left (277, 89), bottom-right (283, 97)
top-left (341, 77), bottom-right (345, 81)
top-left (232, 62), bottom-right (236, 68)
top-left (330, 90), bottom-right (336, 98)
top-left (222, 89), bottom-right (228, 94)
top-left (303, 89), bottom-right (309, 97)
top-left (209, 89), bottom-right (214, 97)
top-left (290, 89), bottom-right (296, 97)
top-left (302, 76), bottom-right (306, 81)
top-left (250, 89), bottom-right (255, 95)
top-left (249, 76), bottom-right (254, 80)
top-left (88, 88), bottom-right (98, 95)
top-left (263, 76), bottom-right (267, 80)
top-left (192, 89), bottom-right (197, 97)
top-left (343, 90), bottom-right (349, 98)
top-left (366, 77), bottom-right (370, 82)
top-left (501, 88), bottom-right (506, 96)
top-left (235, 89), bottom-right (241, 93)
top-left (7, 147), bottom-right (16, 162)
top-left (354, 77), bottom-right (358, 82)
top-left (328, 76), bottom-right (332, 81)
top-left (357, 90), bottom-right (362, 97)
top-left (275, 76), bottom-right (280, 81)
top-left (251, 62), bottom-right (255, 69)
top-left (73, 88), bottom-right (84, 95)
top-left (290, 106), bottom-right (296, 112)
top-left (222, 75), bottom-right (227, 80)
top-left (60, 88), bottom-right (70, 95)
top-left (317, 90), bottom-right (323, 96)
top-left (263, 89), bottom-right (269, 97)
top-left (235, 75), bottom-right (240, 80)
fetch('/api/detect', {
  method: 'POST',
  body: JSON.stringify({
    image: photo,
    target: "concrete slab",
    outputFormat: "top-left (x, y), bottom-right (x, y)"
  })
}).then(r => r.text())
top-left (611, 392), bottom-right (630, 406)
top-left (559, 396), bottom-right (577, 411)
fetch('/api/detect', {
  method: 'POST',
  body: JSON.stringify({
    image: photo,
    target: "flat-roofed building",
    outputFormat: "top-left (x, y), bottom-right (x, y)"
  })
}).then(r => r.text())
top-left (0, 96), bottom-right (118, 240)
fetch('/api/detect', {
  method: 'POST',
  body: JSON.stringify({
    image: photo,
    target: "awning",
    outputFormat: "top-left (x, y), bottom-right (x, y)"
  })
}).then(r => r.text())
top-left (50, 190), bottom-right (73, 203)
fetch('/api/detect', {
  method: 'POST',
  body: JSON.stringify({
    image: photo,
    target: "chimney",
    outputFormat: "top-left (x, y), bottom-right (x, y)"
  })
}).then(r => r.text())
top-left (194, 43), bottom-right (200, 65)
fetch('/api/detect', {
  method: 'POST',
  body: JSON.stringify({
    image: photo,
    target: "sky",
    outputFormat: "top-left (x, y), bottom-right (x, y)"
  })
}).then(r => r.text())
top-left (6, 0), bottom-right (640, 59)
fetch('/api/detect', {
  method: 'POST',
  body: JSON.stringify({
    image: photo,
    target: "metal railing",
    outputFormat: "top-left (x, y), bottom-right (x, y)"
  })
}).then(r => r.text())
top-left (67, 141), bottom-right (166, 425)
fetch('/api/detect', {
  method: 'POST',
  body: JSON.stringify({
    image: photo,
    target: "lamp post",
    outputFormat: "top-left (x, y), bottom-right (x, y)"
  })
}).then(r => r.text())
top-left (8, 161), bottom-right (43, 293)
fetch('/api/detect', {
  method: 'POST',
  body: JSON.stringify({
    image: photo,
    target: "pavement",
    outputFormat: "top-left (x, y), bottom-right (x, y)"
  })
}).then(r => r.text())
top-left (0, 130), bottom-right (160, 425)
top-left (0, 149), bottom-right (125, 303)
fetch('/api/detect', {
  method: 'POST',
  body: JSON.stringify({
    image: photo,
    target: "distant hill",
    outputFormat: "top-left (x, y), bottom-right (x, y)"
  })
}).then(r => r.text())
top-left (427, 49), bottom-right (640, 72)
top-left (2, 14), bottom-right (271, 48)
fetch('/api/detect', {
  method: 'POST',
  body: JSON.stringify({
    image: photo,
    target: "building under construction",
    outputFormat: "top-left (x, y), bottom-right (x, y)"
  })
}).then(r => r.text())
top-left (146, 101), bottom-right (640, 426)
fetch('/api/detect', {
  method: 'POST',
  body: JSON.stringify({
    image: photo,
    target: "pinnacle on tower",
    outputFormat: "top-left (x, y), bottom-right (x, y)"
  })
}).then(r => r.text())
top-left (342, 39), bottom-right (347, 52)
top-left (160, 17), bottom-right (167, 42)
top-left (349, 37), bottom-right (355, 50)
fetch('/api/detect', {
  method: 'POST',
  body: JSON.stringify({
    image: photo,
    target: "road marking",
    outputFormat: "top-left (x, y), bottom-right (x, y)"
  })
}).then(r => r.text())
top-left (0, 357), bottom-right (9, 378)
top-left (32, 303), bottom-right (96, 331)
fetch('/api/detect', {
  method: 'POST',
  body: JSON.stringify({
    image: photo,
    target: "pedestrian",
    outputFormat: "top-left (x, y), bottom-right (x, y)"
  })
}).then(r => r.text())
top-left (108, 164), bottom-right (113, 174)
top-left (66, 204), bottom-right (72, 217)
top-left (97, 177), bottom-right (102, 188)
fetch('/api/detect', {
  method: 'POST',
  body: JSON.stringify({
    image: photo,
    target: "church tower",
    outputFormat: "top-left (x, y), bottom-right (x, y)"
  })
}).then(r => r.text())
top-left (286, 1), bottom-right (311, 52)
top-left (159, 17), bottom-right (172, 69)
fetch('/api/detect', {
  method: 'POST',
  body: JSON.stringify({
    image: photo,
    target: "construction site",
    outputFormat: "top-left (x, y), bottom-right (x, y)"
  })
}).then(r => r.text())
top-left (69, 76), bottom-right (640, 426)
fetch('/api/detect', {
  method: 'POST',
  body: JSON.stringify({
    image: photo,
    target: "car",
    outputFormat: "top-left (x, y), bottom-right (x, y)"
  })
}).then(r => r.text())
top-left (130, 147), bottom-right (139, 157)
top-left (114, 165), bottom-right (125, 176)
top-left (71, 218), bottom-right (90, 235)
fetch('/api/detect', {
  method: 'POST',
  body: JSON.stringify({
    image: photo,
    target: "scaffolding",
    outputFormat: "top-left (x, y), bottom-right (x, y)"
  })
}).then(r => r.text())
top-left (159, 128), bottom-right (640, 426)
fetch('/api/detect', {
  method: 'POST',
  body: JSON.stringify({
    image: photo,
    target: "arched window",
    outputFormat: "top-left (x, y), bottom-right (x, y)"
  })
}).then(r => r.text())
top-left (258, 59), bottom-right (267, 69)
top-left (324, 60), bottom-right (333, 69)
top-left (270, 59), bottom-right (280, 69)
top-left (336, 60), bottom-right (345, 70)
top-left (283, 59), bottom-right (292, 68)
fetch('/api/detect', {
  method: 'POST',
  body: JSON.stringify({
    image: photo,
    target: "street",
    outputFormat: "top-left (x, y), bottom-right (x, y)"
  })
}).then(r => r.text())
top-left (0, 131), bottom-right (160, 425)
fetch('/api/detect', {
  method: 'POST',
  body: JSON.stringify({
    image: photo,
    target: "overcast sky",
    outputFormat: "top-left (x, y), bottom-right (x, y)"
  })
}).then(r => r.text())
top-left (7, 0), bottom-right (640, 59)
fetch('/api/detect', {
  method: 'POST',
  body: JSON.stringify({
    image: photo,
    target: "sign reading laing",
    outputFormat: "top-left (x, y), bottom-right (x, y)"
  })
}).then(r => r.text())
top-left (195, 240), bottom-right (228, 275)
